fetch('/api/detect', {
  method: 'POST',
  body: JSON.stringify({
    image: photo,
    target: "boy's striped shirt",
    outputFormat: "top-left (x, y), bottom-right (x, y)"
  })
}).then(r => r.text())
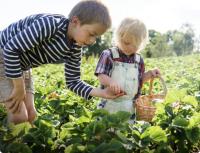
top-left (0, 14), bottom-right (93, 99)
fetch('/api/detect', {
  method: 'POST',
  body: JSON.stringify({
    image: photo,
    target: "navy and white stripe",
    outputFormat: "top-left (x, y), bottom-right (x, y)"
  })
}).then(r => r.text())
top-left (0, 13), bottom-right (93, 100)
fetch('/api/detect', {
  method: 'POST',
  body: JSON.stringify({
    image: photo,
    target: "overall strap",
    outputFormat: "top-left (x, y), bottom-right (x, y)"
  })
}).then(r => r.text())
top-left (135, 54), bottom-right (141, 64)
top-left (109, 47), bottom-right (141, 64)
top-left (108, 47), bottom-right (120, 77)
top-left (109, 47), bottom-right (120, 59)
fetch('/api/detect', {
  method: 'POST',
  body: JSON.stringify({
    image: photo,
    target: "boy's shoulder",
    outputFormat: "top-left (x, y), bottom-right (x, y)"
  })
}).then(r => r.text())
top-left (34, 13), bottom-right (66, 18)
top-left (26, 13), bottom-right (67, 23)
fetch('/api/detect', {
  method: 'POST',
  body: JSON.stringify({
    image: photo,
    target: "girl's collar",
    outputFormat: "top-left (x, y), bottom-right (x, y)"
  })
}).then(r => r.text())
top-left (116, 46), bottom-right (136, 58)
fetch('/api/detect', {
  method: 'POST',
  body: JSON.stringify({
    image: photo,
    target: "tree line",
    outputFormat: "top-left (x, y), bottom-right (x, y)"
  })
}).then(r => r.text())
top-left (84, 23), bottom-right (199, 58)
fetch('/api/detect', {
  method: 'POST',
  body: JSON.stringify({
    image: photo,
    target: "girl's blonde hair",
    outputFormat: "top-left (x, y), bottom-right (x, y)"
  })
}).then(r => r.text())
top-left (115, 17), bottom-right (148, 51)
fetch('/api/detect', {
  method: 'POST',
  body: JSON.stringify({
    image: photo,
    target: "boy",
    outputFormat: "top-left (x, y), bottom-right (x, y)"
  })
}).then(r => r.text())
top-left (0, 0), bottom-right (124, 124)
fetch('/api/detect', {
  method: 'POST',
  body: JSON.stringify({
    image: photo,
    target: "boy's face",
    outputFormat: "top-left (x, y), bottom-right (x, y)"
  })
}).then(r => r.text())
top-left (118, 36), bottom-right (139, 56)
top-left (71, 17), bottom-right (107, 46)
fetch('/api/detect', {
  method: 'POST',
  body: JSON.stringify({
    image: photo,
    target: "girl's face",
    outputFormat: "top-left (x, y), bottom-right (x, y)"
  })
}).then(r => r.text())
top-left (117, 36), bottom-right (139, 56)
top-left (70, 17), bottom-right (107, 46)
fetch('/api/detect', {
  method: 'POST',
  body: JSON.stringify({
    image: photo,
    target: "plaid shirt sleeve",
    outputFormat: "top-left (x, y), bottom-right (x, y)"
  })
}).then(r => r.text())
top-left (135, 56), bottom-right (145, 98)
top-left (95, 49), bottom-right (113, 76)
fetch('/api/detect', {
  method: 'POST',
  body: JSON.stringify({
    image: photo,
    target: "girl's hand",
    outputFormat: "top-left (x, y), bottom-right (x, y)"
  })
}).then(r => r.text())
top-left (6, 77), bottom-right (26, 114)
top-left (109, 80), bottom-right (122, 94)
top-left (143, 68), bottom-right (161, 82)
top-left (151, 68), bottom-right (161, 78)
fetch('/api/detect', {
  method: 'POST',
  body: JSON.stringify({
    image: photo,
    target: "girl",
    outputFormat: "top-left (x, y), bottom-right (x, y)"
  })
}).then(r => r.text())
top-left (95, 17), bottom-right (160, 120)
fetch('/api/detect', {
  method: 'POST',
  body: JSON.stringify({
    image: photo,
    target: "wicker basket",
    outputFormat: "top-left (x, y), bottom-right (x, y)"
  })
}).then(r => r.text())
top-left (135, 77), bottom-right (167, 122)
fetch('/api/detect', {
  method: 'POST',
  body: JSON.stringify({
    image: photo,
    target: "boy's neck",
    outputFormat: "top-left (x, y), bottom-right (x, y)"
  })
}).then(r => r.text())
top-left (67, 22), bottom-right (74, 42)
top-left (67, 22), bottom-right (77, 47)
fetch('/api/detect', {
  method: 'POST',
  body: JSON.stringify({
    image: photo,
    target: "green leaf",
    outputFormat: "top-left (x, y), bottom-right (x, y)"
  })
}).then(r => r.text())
top-left (52, 120), bottom-right (60, 127)
top-left (131, 129), bottom-right (141, 142)
top-left (186, 127), bottom-right (200, 143)
top-left (77, 145), bottom-right (86, 151)
top-left (155, 144), bottom-right (173, 153)
top-left (92, 109), bottom-right (109, 118)
top-left (182, 95), bottom-right (198, 108)
top-left (7, 143), bottom-right (32, 153)
top-left (65, 144), bottom-right (73, 153)
top-left (93, 142), bottom-right (109, 153)
top-left (93, 121), bottom-right (106, 135)
top-left (165, 105), bottom-right (174, 117)
top-left (172, 116), bottom-right (189, 127)
top-left (39, 119), bottom-right (52, 128)
top-left (188, 112), bottom-right (200, 128)
top-left (83, 106), bottom-right (92, 118)
top-left (69, 115), bottom-right (76, 122)
top-left (108, 139), bottom-right (127, 153)
top-left (76, 116), bottom-right (91, 124)
top-left (94, 139), bottom-right (127, 153)
top-left (116, 130), bottom-right (128, 143)
top-left (22, 133), bottom-right (35, 143)
top-left (60, 128), bottom-right (71, 140)
top-left (142, 126), bottom-right (167, 143)
top-left (10, 122), bottom-right (31, 137)
top-left (165, 89), bottom-right (186, 103)
top-left (155, 104), bottom-right (165, 115)
top-left (115, 111), bottom-right (131, 122)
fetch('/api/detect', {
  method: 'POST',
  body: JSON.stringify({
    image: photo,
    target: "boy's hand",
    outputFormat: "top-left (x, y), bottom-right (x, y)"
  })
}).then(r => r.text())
top-left (90, 87), bottom-right (126, 99)
top-left (7, 77), bottom-right (26, 114)
top-left (102, 87), bottom-right (125, 99)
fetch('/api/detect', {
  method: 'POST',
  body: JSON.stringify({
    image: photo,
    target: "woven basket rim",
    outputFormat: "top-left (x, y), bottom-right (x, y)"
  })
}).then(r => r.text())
top-left (135, 76), bottom-right (167, 122)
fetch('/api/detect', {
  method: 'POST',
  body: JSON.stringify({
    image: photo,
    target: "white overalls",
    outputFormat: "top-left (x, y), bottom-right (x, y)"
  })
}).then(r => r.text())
top-left (98, 48), bottom-right (141, 116)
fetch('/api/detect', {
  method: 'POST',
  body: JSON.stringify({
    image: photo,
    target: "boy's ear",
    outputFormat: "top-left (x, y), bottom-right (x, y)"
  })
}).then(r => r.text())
top-left (70, 16), bottom-right (81, 26)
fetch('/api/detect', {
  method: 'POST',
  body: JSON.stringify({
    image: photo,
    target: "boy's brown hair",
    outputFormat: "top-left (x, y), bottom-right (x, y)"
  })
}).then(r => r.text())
top-left (69, 0), bottom-right (111, 29)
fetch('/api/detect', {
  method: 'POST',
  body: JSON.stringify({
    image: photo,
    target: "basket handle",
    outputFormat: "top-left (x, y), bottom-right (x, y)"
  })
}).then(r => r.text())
top-left (149, 76), bottom-right (167, 97)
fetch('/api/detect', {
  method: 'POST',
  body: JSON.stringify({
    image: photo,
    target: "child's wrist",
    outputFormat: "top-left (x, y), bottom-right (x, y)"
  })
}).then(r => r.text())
top-left (12, 77), bottom-right (24, 87)
top-left (148, 70), bottom-right (153, 79)
top-left (90, 88), bottom-right (103, 98)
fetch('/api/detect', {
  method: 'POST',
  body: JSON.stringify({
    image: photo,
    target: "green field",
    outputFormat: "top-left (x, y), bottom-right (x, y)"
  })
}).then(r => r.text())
top-left (0, 54), bottom-right (200, 153)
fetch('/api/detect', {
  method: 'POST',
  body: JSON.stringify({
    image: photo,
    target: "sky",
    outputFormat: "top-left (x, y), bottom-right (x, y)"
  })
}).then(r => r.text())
top-left (0, 0), bottom-right (200, 36)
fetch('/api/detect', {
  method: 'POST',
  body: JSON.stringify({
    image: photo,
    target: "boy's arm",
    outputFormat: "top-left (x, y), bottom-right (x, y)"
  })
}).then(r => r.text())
top-left (65, 48), bottom-right (112, 100)
top-left (64, 47), bottom-right (94, 100)
top-left (3, 16), bottom-right (57, 112)
top-left (64, 47), bottom-right (124, 100)
top-left (3, 16), bottom-right (57, 79)
top-left (6, 77), bottom-right (26, 113)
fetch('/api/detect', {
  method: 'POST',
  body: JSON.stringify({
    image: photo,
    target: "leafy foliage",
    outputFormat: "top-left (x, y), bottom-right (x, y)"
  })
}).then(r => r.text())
top-left (0, 54), bottom-right (200, 153)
